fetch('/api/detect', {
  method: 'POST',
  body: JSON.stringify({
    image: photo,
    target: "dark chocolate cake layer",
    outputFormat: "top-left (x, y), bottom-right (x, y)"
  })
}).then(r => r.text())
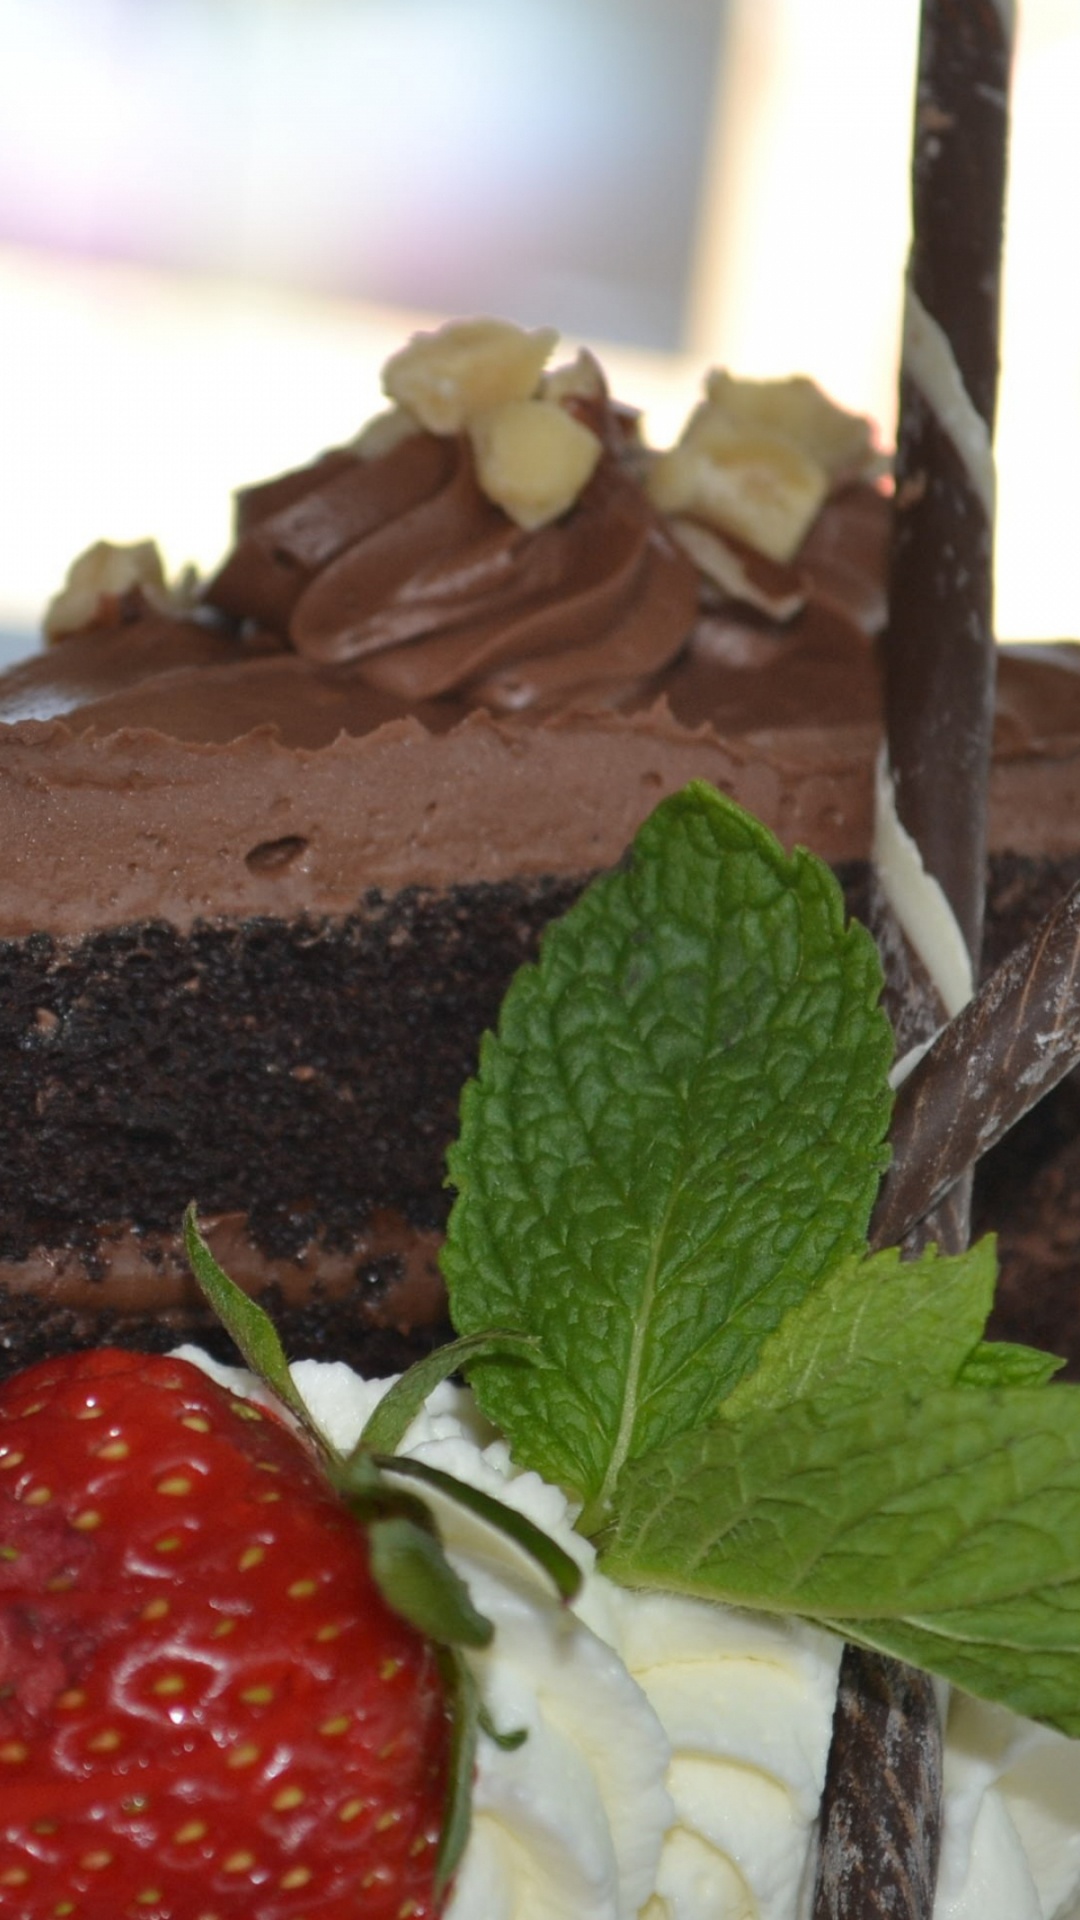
top-left (0, 876), bottom-right (584, 1376)
top-left (1, 846), bottom-right (1078, 1381)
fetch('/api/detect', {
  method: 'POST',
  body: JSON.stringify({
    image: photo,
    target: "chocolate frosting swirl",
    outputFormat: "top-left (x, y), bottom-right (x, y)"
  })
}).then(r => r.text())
top-left (0, 480), bottom-right (895, 756)
top-left (205, 429), bottom-right (700, 712)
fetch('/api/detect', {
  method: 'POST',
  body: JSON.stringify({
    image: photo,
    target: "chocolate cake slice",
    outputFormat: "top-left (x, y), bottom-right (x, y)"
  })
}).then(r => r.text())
top-left (1, 323), bottom-right (1079, 1379)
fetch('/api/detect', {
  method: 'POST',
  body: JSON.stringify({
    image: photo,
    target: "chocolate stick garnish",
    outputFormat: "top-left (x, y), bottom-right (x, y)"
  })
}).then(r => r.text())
top-left (874, 876), bottom-right (1080, 1248)
top-left (814, 1648), bottom-right (942, 1920)
top-left (816, 3), bottom-right (1015, 1915)
top-left (880, 0), bottom-right (1012, 973)
top-left (873, 0), bottom-right (1013, 1243)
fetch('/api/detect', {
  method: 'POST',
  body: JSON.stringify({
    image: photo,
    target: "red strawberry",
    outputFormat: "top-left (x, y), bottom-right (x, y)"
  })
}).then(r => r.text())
top-left (0, 1348), bottom-right (452, 1920)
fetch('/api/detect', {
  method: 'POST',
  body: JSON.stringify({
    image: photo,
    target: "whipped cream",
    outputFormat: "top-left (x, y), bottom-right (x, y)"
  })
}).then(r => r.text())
top-left (178, 1350), bottom-right (1080, 1920)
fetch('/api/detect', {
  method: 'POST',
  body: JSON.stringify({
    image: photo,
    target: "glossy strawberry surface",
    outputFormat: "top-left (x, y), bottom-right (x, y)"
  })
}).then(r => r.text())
top-left (0, 1349), bottom-right (451, 1919)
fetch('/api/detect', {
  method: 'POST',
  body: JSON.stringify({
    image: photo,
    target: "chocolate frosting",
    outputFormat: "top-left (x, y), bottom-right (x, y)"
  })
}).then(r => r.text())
top-left (207, 430), bottom-right (701, 712)
top-left (2, 429), bottom-right (1080, 943)
top-left (0, 463), bottom-right (889, 753)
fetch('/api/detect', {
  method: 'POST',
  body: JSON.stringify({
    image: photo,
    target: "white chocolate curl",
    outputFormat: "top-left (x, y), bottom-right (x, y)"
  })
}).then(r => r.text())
top-left (901, 290), bottom-right (995, 521)
top-left (873, 749), bottom-right (975, 1025)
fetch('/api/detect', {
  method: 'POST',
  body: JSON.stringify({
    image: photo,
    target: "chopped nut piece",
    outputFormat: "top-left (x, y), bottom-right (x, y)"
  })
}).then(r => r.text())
top-left (382, 318), bottom-right (558, 436)
top-left (468, 398), bottom-right (602, 530)
top-left (45, 540), bottom-right (174, 641)
top-left (349, 406), bottom-right (423, 462)
top-left (649, 371), bottom-right (879, 564)
top-left (541, 348), bottom-right (607, 407)
top-left (649, 419), bottom-right (829, 565)
top-left (703, 371), bottom-right (876, 484)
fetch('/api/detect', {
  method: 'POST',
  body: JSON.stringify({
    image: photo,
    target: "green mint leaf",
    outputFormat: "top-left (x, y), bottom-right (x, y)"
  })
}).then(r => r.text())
top-left (956, 1342), bottom-right (1065, 1389)
top-left (182, 1203), bottom-right (333, 1461)
top-left (723, 1238), bottom-right (1000, 1416)
top-left (816, 1609), bottom-right (1080, 1738)
top-left (603, 1384), bottom-right (1080, 1735)
top-left (355, 1330), bottom-right (540, 1457)
top-left (443, 784), bottom-right (892, 1527)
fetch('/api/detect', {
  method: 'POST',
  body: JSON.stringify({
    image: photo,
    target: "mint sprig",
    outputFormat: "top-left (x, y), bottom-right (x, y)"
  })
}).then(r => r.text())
top-left (721, 1237), bottom-right (1002, 1416)
top-left (444, 782), bottom-right (893, 1528)
top-left (602, 1385), bottom-right (1080, 1736)
top-left (442, 782), bottom-right (1080, 1733)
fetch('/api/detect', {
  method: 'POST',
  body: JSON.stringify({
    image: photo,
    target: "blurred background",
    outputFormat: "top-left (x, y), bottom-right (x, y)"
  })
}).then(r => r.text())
top-left (1, 0), bottom-right (1078, 662)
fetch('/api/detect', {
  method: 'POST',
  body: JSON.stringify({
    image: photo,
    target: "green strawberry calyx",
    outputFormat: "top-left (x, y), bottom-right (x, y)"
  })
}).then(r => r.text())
top-left (182, 1203), bottom-right (580, 1890)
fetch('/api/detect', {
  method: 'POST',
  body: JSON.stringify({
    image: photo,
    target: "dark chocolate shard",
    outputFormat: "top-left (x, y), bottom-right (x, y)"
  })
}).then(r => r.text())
top-left (869, 875), bottom-right (970, 1259)
top-left (813, 1648), bottom-right (943, 1920)
top-left (874, 877), bottom-right (1080, 1249)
